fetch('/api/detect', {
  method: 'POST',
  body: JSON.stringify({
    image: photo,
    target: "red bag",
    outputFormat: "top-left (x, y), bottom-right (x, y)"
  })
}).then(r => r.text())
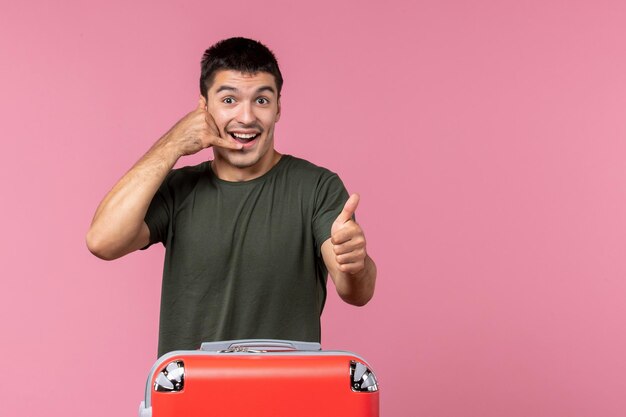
top-left (139, 339), bottom-right (379, 417)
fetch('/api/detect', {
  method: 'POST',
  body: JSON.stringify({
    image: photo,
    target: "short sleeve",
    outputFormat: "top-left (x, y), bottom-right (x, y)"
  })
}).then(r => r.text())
top-left (141, 174), bottom-right (173, 249)
top-left (312, 172), bottom-right (350, 254)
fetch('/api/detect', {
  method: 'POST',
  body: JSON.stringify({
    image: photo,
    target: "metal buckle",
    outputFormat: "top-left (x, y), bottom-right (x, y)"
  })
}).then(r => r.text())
top-left (350, 360), bottom-right (379, 392)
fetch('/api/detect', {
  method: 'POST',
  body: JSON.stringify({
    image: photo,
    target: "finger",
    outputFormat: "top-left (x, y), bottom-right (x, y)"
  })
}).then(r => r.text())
top-left (338, 261), bottom-right (365, 274)
top-left (335, 249), bottom-right (366, 265)
top-left (205, 113), bottom-right (220, 137)
top-left (331, 222), bottom-right (362, 245)
top-left (335, 193), bottom-right (360, 225)
top-left (331, 230), bottom-right (351, 246)
top-left (210, 135), bottom-right (243, 150)
top-left (333, 239), bottom-right (364, 255)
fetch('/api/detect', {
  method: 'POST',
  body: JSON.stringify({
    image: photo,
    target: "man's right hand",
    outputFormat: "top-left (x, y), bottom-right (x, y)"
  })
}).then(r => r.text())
top-left (87, 96), bottom-right (243, 261)
top-left (164, 96), bottom-right (243, 157)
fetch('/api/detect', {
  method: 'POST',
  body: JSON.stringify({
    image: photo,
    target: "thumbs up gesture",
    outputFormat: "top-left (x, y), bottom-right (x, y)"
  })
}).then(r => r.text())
top-left (331, 194), bottom-right (367, 275)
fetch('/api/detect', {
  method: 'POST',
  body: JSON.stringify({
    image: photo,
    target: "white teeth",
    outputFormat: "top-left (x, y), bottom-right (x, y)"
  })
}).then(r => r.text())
top-left (232, 133), bottom-right (258, 139)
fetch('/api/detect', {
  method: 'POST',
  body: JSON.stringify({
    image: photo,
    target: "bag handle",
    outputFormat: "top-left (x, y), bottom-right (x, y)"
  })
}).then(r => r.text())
top-left (199, 339), bottom-right (321, 352)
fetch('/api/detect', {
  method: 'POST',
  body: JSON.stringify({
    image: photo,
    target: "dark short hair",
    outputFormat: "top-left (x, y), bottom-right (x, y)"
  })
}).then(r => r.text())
top-left (200, 37), bottom-right (283, 98)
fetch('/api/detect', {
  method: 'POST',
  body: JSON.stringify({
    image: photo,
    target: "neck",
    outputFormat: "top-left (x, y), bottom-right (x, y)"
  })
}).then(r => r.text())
top-left (212, 150), bottom-right (282, 182)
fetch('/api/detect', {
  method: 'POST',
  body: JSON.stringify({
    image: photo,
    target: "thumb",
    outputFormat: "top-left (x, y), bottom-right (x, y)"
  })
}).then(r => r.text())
top-left (334, 193), bottom-right (360, 226)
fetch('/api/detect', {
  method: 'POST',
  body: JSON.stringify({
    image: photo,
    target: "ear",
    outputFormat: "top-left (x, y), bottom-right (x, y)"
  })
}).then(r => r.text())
top-left (276, 96), bottom-right (281, 122)
top-left (199, 95), bottom-right (208, 111)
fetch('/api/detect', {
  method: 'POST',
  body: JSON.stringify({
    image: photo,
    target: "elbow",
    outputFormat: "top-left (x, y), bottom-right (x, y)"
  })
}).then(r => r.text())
top-left (85, 229), bottom-right (120, 261)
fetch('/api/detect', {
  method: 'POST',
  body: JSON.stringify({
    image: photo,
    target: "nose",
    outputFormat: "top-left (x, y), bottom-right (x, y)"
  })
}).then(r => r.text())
top-left (236, 101), bottom-right (256, 125)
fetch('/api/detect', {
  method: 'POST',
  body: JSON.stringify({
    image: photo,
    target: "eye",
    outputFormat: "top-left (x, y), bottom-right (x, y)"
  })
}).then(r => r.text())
top-left (222, 97), bottom-right (235, 104)
top-left (256, 97), bottom-right (269, 105)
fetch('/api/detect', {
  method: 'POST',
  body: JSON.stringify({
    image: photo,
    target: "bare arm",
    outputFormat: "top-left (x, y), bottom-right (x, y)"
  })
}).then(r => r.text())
top-left (321, 194), bottom-right (377, 306)
top-left (86, 97), bottom-right (242, 260)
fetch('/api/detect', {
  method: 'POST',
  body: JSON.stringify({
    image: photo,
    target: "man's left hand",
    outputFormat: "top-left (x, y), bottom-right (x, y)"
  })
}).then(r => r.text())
top-left (330, 194), bottom-right (367, 275)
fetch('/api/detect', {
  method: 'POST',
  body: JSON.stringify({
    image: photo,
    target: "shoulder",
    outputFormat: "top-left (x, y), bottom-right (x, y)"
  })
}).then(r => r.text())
top-left (280, 155), bottom-right (341, 183)
top-left (161, 161), bottom-right (209, 195)
top-left (279, 156), bottom-right (347, 202)
top-left (166, 161), bottom-right (208, 182)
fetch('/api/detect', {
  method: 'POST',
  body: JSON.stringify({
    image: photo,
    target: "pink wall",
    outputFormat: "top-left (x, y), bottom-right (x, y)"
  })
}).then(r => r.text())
top-left (2, 0), bottom-right (626, 416)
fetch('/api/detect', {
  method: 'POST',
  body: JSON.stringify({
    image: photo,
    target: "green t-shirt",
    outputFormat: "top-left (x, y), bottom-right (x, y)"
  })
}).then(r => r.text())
top-left (143, 155), bottom-right (349, 357)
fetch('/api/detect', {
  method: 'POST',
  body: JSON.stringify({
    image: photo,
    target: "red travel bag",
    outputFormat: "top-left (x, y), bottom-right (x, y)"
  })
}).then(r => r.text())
top-left (138, 339), bottom-right (379, 417)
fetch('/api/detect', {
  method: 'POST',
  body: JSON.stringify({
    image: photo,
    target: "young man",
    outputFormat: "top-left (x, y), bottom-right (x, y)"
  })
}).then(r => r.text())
top-left (86, 37), bottom-right (376, 357)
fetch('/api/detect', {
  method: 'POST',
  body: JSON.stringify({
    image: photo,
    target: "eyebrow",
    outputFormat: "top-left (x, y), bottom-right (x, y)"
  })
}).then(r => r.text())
top-left (215, 85), bottom-right (276, 95)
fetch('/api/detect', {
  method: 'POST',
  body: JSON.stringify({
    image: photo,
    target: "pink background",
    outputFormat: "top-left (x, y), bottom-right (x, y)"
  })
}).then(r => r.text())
top-left (2, 0), bottom-right (626, 416)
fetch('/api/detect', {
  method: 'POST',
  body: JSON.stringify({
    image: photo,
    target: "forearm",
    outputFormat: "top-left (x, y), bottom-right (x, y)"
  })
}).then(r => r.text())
top-left (86, 134), bottom-right (181, 259)
top-left (87, 96), bottom-right (243, 260)
top-left (332, 255), bottom-right (377, 307)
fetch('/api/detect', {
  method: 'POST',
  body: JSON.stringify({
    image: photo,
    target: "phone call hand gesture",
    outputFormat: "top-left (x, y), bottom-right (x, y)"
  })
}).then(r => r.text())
top-left (164, 96), bottom-right (242, 157)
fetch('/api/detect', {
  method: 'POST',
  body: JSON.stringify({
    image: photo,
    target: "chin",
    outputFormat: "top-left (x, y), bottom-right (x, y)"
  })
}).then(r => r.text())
top-left (223, 152), bottom-right (262, 169)
top-left (229, 159), bottom-right (259, 169)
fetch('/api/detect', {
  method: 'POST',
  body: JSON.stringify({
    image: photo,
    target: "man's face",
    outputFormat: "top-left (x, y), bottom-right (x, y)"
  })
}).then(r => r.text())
top-left (206, 69), bottom-right (281, 170)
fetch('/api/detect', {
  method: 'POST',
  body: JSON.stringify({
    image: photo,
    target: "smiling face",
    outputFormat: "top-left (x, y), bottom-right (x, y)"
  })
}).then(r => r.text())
top-left (206, 69), bottom-right (281, 180)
